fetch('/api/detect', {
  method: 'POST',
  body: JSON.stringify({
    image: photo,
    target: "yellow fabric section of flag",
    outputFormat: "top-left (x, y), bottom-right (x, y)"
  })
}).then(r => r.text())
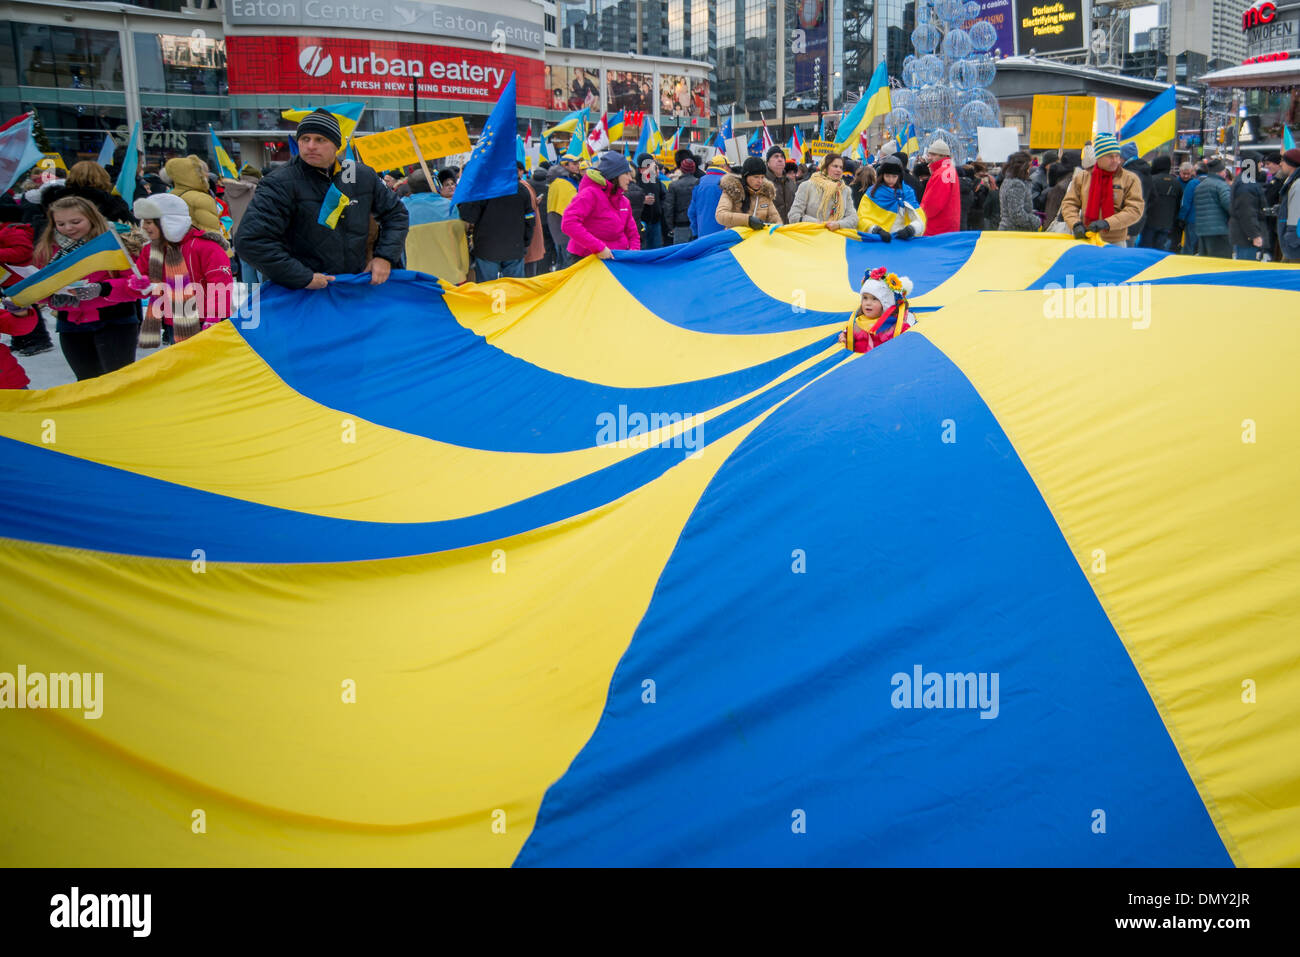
top-left (441, 258), bottom-right (831, 387)
top-left (918, 286), bottom-right (1300, 866)
top-left (0, 321), bottom-right (841, 524)
top-left (0, 359), bottom-right (847, 865)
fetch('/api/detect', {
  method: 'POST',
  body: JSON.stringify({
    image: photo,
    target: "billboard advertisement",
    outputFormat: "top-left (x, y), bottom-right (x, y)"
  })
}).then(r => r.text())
top-left (544, 64), bottom-right (602, 114)
top-left (974, 0), bottom-right (1017, 58)
top-left (1016, 1), bottom-right (1086, 56)
top-left (659, 74), bottom-right (711, 121)
top-left (607, 70), bottom-right (654, 114)
top-left (226, 36), bottom-right (548, 108)
top-left (792, 0), bottom-right (830, 100)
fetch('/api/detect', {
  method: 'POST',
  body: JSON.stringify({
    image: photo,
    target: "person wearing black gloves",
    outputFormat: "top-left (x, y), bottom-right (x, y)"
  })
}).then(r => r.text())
top-left (715, 156), bottom-right (784, 230)
top-left (1060, 133), bottom-right (1144, 246)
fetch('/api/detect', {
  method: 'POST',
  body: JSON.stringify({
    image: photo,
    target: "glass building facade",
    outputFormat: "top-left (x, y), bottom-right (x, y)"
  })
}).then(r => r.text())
top-left (561, 0), bottom-right (922, 127)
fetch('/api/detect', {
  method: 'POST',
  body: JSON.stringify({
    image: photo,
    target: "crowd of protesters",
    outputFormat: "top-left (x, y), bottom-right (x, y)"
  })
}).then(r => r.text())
top-left (4, 104), bottom-right (1299, 389)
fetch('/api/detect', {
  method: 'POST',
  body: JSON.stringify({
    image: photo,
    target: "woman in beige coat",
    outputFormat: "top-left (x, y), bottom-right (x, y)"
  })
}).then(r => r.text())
top-left (716, 157), bottom-right (784, 229)
top-left (787, 153), bottom-right (858, 230)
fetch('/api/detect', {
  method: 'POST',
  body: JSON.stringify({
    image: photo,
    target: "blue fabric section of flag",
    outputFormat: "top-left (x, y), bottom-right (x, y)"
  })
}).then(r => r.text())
top-left (1144, 269), bottom-right (1300, 293)
top-left (607, 232), bottom-right (847, 332)
top-left (844, 231), bottom-right (979, 299)
top-left (1023, 244), bottom-right (1168, 290)
top-left (0, 353), bottom-right (843, 563)
top-left (238, 274), bottom-right (835, 452)
top-left (454, 73), bottom-right (520, 205)
top-left (516, 333), bottom-right (1232, 866)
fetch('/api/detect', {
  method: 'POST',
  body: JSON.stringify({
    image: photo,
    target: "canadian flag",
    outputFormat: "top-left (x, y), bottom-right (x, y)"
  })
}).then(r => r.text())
top-left (586, 113), bottom-right (610, 154)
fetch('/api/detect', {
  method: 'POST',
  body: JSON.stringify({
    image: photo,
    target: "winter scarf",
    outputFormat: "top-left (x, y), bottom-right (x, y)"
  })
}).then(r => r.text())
top-left (808, 171), bottom-right (846, 222)
top-left (1085, 165), bottom-right (1116, 223)
top-left (140, 239), bottom-right (191, 347)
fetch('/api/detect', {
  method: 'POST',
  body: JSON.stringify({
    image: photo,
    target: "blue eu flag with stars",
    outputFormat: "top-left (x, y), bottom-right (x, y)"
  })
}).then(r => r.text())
top-left (453, 73), bottom-right (519, 205)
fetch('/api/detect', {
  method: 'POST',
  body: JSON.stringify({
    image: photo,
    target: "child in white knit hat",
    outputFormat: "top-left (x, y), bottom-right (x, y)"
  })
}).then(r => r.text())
top-left (838, 266), bottom-right (915, 353)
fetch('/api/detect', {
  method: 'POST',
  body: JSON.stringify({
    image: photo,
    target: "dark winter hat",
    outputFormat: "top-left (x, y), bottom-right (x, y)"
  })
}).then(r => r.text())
top-left (532, 167), bottom-right (548, 182)
top-left (679, 157), bottom-right (697, 173)
top-left (1204, 157), bottom-right (1226, 174)
top-left (879, 156), bottom-right (904, 177)
top-left (1265, 151), bottom-right (1282, 164)
top-left (741, 156), bottom-right (766, 178)
top-left (1283, 149), bottom-right (1300, 167)
top-left (674, 148), bottom-right (694, 168)
top-left (636, 151), bottom-right (656, 169)
top-left (766, 145), bottom-right (786, 161)
top-left (893, 151), bottom-right (909, 167)
top-left (1151, 155), bottom-right (1171, 175)
top-left (595, 150), bottom-right (633, 180)
top-left (295, 108), bottom-right (342, 148)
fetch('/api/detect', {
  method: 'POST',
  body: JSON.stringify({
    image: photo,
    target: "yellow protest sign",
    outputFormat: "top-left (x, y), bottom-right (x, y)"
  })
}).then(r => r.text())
top-left (352, 118), bottom-right (471, 171)
top-left (1029, 95), bottom-right (1095, 150)
top-left (805, 139), bottom-right (835, 159)
top-left (38, 152), bottom-right (67, 172)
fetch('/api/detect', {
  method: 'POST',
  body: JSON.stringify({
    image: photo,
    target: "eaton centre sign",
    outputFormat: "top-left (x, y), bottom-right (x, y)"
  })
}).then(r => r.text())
top-left (227, 0), bottom-right (545, 53)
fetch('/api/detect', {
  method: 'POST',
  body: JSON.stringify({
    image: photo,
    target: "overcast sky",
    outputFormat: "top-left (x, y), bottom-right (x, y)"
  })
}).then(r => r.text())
top-left (1128, 3), bottom-right (1160, 50)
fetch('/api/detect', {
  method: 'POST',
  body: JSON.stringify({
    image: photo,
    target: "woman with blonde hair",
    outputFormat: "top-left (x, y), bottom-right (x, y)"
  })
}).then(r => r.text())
top-left (42, 160), bottom-right (135, 225)
top-left (787, 153), bottom-right (858, 230)
top-left (28, 195), bottom-right (144, 380)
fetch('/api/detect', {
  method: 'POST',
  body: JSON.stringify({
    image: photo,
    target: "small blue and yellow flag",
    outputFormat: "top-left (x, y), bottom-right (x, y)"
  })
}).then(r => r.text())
top-left (5, 231), bottom-right (132, 308)
top-left (318, 183), bottom-right (350, 229)
top-left (541, 108), bottom-right (588, 138)
top-left (208, 126), bottom-right (239, 180)
top-left (1119, 84), bottom-right (1177, 158)
top-left (607, 110), bottom-right (625, 143)
top-left (835, 60), bottom-right (891, 152)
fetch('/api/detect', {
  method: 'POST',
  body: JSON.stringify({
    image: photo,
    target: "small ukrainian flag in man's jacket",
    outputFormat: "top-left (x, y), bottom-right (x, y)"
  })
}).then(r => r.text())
top-left (318, 183), bottom-right (350, 229)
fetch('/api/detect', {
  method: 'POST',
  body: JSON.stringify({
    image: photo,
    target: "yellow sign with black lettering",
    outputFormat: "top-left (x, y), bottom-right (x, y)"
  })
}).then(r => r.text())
top-left (805, 139), bottom-right (835, 159)
top-left (352, 118), bottom-right (471, 171)
top-left (1029, 95), bottom-right (1095, 150)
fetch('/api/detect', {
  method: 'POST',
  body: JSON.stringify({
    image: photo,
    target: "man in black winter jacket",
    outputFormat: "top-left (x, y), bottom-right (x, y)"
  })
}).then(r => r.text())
top-left (235, 109), bottom-right (408, 290)
top-left (457, 175), bottom-right (536, 280)
top-left (1120, 142), bottom-right (1153, 242)
top-left (1140, 155), bottom-right (1182, 250)
top-left (662, 156), bottom-right (699, 245)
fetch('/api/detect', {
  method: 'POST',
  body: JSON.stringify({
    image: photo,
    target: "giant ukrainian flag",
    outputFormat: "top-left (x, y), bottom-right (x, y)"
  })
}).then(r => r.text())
top-left (2, 228), bottom-right (1299, 866)
top-left (1119, 84), bottom-right (1177, 158)
top-left (835, 60), bottom-right (891, 153)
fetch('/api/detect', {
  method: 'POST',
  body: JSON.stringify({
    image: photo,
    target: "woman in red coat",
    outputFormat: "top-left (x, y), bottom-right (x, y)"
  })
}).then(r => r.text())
top-left (919, 140), bottom-right (961, 236)
top-left (131, 193), bottom-right (234, 347)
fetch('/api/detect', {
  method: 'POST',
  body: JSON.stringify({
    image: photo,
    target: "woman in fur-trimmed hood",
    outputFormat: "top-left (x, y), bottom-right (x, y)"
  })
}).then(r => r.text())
top-left (715, 157), bottom-right (783, 229)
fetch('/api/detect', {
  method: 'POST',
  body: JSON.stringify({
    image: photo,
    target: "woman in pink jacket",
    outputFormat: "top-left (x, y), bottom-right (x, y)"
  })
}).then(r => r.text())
top-left (131, 193), bottom-right (234, 347)
top-left (31, 196), bottom-right (144, 381)
top-left (561, 151), bottom-right (640, 260)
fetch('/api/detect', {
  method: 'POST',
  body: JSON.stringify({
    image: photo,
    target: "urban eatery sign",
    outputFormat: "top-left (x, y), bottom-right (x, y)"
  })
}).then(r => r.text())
top-left (225, 36), bottom-right (548, 107)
